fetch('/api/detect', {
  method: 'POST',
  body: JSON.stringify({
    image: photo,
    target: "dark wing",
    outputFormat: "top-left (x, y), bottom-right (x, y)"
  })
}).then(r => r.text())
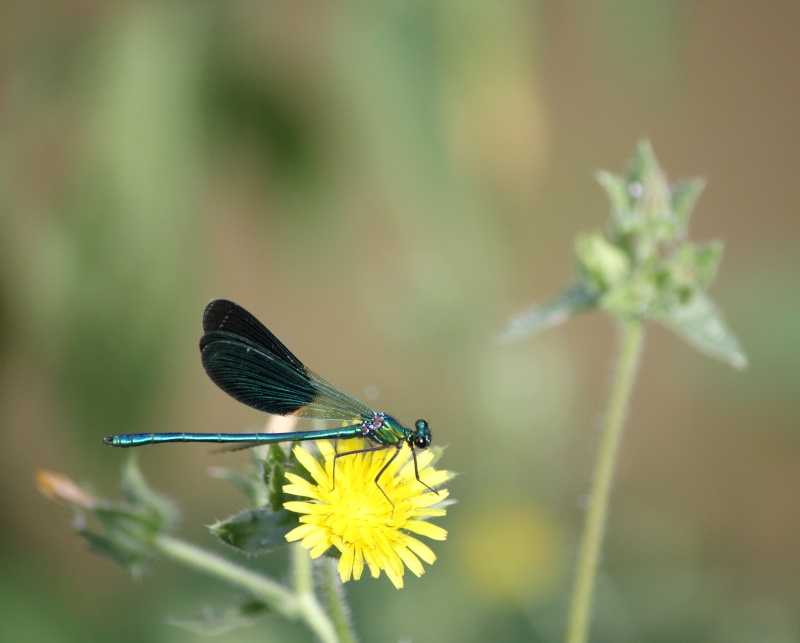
top-left (203, 299), bottom-right (304, 371)
top-left (200, 315), bottom-right (375, 422)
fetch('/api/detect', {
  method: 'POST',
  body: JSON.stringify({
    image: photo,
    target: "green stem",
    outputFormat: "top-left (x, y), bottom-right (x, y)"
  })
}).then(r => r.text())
top-left (153, 535), bottom-right (337, 643)
top-left (565, 320), bottom-right (645, 643)
top-left (290, 544), bottom-right (339, 643)
top-left (322, 558), bottom-right (358, 643)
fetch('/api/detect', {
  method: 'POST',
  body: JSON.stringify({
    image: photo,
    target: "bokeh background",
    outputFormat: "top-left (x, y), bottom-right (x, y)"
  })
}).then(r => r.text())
top-left (2, 3), bottom-right (798, 642)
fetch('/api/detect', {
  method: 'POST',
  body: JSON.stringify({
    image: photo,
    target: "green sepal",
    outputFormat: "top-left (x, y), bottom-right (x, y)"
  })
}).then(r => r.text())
top-left (655, 291), bottom-right (748, 369)
top-left (497, 283), bottom-right (597, 342)
top-left (321, 546), bottom-right (342, 561)
top-left (167, 599), bottom-right (270, 635)
top-left (209, 507), bottom-right (299, 555)
top-left (263, 444), bottom-right (290, 512)
top-left (264, 442), bottom-right (288, 467)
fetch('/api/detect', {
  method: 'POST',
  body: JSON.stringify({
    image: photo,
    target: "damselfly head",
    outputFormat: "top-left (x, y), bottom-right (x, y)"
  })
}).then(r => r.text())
top-left (413, 419), bottom-right (432, 449)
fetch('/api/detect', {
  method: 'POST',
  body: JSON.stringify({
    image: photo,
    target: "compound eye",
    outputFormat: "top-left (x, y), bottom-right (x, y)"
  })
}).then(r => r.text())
top-left (415, 419), bottom-right (428, 431)
top-left (414, 435), bottom-right (430, 449)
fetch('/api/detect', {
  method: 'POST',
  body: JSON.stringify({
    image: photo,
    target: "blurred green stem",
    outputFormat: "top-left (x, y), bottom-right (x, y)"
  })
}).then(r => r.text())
top-left (322, 558), bottom-right (358, 643)
top-left (565, 321), bottom-right (645, 643)
top-left (153, 536), bottom-right (337, 643)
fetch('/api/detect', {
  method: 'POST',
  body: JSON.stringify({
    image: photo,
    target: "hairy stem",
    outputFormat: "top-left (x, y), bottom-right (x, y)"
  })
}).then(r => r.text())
top-left (290, 544), bottom-right (339, 643)
top-left (322, 557), bottom-right (358, 643)
top-left (153, 536), bottom-right (337, 643)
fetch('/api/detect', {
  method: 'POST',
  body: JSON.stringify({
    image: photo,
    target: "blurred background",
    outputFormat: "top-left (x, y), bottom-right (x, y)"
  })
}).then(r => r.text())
top-left (2, 3), bottom-right (798, 642)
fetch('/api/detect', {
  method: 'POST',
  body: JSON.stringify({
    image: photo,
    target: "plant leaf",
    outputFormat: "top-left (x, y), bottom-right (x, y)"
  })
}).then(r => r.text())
top-left (210, 508), bottom-right (297, 555)
top-left (656, 292), bottom-right (748, 369)
top-left (497, 283), bottom-right (597, 343)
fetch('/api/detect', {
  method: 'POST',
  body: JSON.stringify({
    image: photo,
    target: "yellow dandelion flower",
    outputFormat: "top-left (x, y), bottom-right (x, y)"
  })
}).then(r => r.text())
top-left (283, 438), bottom-right (450, 589)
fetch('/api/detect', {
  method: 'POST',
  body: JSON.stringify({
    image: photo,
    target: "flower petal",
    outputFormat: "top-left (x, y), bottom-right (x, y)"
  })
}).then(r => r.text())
top-left (411, 488), bottom-right (450, 509)
top-left (292, 445), bottom-right (330, 487)
top-left (394, 545), bottom-right (424, 577)
top-left (309, 539), bottom-right (330, 558)
top-left (338, 548), bottom-right (354, 583)
top-left (282, 501), bottom-right (320, 515)
top-left (285, 523), bottom-right (318, 542)
top-left (404, 535), bottom-right (437, 564)
top-left (404, 520), bottom-right (448, 541)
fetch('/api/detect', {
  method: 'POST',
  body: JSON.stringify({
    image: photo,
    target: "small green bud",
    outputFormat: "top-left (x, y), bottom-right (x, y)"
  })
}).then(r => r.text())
top-left (575, 233), bottom-right (631, 294)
